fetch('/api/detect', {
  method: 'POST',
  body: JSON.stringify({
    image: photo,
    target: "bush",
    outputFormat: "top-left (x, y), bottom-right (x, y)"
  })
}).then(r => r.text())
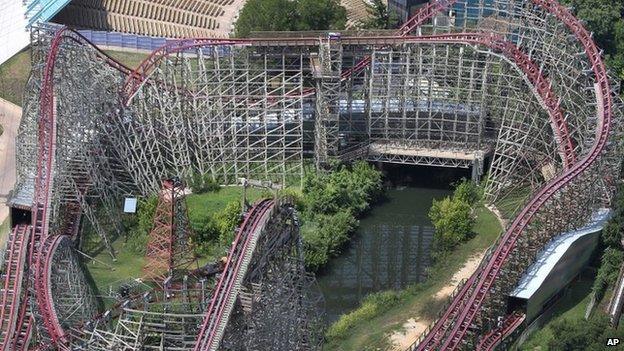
top-left (303, 211), bottom-right (358, 270)
top-left (326, 290), bottom-right (400, 340)
top-left (216, 201), bottom-right (243, 246)
top-left (452, 179), bottom-right (482, 205)
top-left (190, 215), bottom-right (220, 254)
top-left (278, 188), bottom-right (306, 212)
top-left (592, 184), bottom-right (624, 301)
top-left (429, 180), bottom-right (481, 258)
top-left (188, 172), bottom-right (220, 194)
top-left (593, 247), bottom-right (624, 300)
top-left (302, 161), bottom-right (383, 217)
top-left (430, 197), bottom-right (475, 252)
top-left (124, 196), bottom-right (158, 254)
top-left (300, 161), bottom-right (383, 271)
top-left (547, 316), bottom-right (624, 351)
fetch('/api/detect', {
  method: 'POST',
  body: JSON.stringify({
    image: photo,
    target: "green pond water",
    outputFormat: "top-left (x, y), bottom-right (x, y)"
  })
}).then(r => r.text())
top-left (317, 186), bottom-right (453, 322)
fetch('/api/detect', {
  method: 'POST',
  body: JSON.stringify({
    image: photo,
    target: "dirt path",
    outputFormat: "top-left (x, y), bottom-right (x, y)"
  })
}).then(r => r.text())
top-left (389, 252), bottom-right (486, 350)
top-left (0, 97), bottom-right (21, 243)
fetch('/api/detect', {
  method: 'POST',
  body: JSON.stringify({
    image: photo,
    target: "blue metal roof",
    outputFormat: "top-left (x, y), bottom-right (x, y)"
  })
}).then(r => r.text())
top-left (24, 0), bottom-right (72, 27)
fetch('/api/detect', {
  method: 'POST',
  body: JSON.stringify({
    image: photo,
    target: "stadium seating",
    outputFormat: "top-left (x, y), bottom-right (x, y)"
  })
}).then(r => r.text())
top-left (53, 0), bottom-right (244, 38)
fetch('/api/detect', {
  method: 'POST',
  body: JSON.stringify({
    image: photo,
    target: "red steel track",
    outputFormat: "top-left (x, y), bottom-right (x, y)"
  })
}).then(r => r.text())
top-left (416, 0), bottom-right (613, 349)
top-left (0, 225), bottom-right (30, 351)
top-left (3, 0), bottom-right (605, 348)
top-left (476, 312), bottom-right (525, 351)
top-left (10, 28), bottom-right (132, 350)
top-left (120, 32), bottom-right (575, 168)
top-left (194, 199), bottom-right (275, 351)
top-left (121, 0), bottom-right (456, 103)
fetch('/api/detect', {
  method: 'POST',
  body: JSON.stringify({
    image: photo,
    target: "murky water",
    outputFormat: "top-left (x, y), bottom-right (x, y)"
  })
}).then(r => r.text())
top-left (317, 186), bottom-right (453, 322)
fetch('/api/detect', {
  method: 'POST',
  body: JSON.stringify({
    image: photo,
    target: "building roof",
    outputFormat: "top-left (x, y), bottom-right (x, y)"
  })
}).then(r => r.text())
top-left (510, 208), bottom-right (611, 300)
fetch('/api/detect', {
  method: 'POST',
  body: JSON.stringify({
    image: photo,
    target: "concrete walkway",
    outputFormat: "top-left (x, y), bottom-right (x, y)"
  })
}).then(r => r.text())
top-left (0, 97), bottom-right (21, 232)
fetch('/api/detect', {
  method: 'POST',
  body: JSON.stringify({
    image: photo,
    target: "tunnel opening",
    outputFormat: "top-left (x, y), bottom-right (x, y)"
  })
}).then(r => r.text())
top-left (10, 206), bottom-right (32, 227)
top-left (375, 162), bottom-right (473, 189)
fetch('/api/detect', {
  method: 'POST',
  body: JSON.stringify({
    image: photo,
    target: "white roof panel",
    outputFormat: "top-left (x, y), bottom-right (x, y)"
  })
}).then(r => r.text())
top-left (510, 208), bottom-right (611, 299)
top-left (0, 0), bottom-right (30, 65)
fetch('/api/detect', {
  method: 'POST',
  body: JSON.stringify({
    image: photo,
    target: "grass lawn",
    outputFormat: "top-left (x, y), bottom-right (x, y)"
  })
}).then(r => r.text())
top-left (186, 186), bottom-right (267, 223)
top-left (0, 49), bottom-right (31, 106)
top-left (0, 48), bottom-right (148, 108)
top-left (103, 50), bottom-right (149, 70)
top-left (85, 186), bottom-right (270, 297)
top-left (0, 217), bottom-right (9, 249)
top-left (325, 205), bottom-right (502, 350)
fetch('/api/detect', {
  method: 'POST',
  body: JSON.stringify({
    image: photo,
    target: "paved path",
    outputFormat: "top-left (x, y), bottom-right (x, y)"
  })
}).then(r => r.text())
top-left (0, 97), bottom-right (21, 229)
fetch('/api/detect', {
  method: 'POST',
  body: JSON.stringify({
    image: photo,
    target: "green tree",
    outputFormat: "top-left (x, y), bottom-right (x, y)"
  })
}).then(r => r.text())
top-left (452, 179), bottom-right (482, 206)
top-left (216, 201), bottom-right (243, 245)
top-left (188, 172), bottom-right (220, 194)
top-left (235, 0), bottom-right (298, 37)
top-left (296, 0), bottom-right (347, 31)
top-left (358, 0), bottom-right (400, 29)
top-left (190, 215), bottom-right (220, 254)
top-left (429, 197), bottom-right (474, 252)
top-left (562, 0), bottom-right (624, 79)
top-left (235, 0), bottom-right (347, 37)
top-left (592, 247), bottom-right (624, 300)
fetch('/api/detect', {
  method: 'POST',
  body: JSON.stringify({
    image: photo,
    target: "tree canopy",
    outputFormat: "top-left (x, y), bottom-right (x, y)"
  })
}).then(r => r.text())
top-left (563, 0), bottom-right (624, 79)
top-left (358, 0), bottom-right (400, 29)
top-left (235, 0), bottom-right (347, 37)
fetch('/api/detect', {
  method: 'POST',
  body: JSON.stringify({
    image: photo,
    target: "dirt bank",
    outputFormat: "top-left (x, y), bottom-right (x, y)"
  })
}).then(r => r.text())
top-left (389, 252), bottom-right (486, 350)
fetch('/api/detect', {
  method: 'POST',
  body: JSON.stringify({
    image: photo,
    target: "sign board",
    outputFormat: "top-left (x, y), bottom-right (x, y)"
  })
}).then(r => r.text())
top-left (124, 198), bottom-right (138, 213)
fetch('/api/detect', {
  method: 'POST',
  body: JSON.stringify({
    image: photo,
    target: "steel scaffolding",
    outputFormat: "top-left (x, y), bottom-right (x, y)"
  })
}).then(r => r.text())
top-left (3, 0), bottom-right (624, 349)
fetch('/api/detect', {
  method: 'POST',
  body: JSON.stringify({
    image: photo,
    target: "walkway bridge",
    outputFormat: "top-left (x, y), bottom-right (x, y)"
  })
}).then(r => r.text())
top-left (1, 0), bottom-right (623, 349)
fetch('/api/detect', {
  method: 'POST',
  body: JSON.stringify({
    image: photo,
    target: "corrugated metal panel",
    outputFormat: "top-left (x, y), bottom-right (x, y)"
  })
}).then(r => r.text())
top-left (24, 0), bottom-right (72, 27)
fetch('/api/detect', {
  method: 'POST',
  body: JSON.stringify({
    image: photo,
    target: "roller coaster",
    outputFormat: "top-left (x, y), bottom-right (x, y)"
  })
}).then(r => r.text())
top-left (1, 0), bottom-right (623, 349)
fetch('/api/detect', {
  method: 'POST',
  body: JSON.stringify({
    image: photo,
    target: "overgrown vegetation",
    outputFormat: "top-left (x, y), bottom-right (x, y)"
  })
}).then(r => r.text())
top-left (547, 315), bottom-right (624, 350)
top-left (188, 172), bottom-right (220, 194)
top-left (325, 204), bottom-right (501, 349)
top-left (298, 161), bottom-right (383, 270)
top-left (562, 0), bottom-right (624, 80)
top-left (325, 180), bottom-right (496, 349)
top-left (234, 0), bottom-right (347, 37)
top-left (429, 180), bottom-right (483, 259)
top-left (592, 184), bottom-right (624, 301)
top-left (358, 0), bottom-right (400, 29)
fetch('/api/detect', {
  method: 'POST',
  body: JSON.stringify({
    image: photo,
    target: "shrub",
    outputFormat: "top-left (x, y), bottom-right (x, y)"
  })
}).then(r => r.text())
top-left (452, 179), bottom-right (482, 205)
top-left (326, 290), bottom-right (400, 340)
top-left (303, 211), bottom-right (358, 270)
top-left (216, 201), bottom-right (243, 246)
top-left (188, 172), bottom-right (220, 194)
top-left (278, 188), bottom-right (306, 211)
top-left (190, 215), bottom-right (220, 254)
top-left (428, 180), bottom-right (482, 258)
top-left (592, 247), bottom-right (624, 300)
top-left (429, 197), bottom-right (475, 253)
top-left (547, 316), bottom-right (624, 351)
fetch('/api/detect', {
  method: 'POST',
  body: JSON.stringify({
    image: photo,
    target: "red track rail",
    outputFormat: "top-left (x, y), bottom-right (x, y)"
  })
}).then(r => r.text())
top-left (16, 27), bottom-right (132, 349)
top-left (121, 0), bottom-right (456, 103)
top-left (417, 1), bottom-right (613, 349)
top-left (0, 225), bottom-right (30, 351)
top-left (194, 199), bottom-right (274, 351)
top-left (120, 32), bottom-right (576, 167)
top-left (476, 312), bottom-right (525, 351)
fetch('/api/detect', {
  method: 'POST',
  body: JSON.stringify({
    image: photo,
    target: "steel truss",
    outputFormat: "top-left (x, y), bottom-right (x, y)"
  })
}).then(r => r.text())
top-left (143, 178), bottom-right (195, 283)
